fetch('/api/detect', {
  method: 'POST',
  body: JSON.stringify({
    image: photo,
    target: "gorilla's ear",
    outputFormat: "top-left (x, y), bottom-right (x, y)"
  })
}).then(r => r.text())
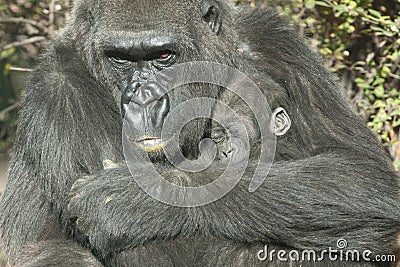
top-left (202, 0), bottom-right (222, 34)
top-left (271, 107), bottom-right (291, 136)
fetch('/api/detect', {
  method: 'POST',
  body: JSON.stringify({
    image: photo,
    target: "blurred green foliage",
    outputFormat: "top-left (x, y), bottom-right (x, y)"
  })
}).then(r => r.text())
top-left (243, 0), bottom-right (400, 170)
top-left (1, 0), bottom-right (400, 169)
top-left (0, 0), bottom-right (70, 153)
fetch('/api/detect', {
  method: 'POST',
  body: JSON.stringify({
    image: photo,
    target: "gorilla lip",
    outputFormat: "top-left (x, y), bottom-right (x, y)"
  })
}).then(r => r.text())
top-left (135, 137), bottom-right (165, 152)
top-left (142, 138), bottom-right (162, 146)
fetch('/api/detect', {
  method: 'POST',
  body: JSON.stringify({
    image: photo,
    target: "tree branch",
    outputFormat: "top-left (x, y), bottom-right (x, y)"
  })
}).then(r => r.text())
top-left (9, 67), bottom-right (33, 72)
top-left (0, 102), bottom-right (20, 121)
top-left (0, 17), bottom-right (48, 33)
top-left (1, 36), bottom-right (47, 51)
top-left (64, 0), bottom-right (71, 22)
top-left (49, 0), bottom-right (56, 36)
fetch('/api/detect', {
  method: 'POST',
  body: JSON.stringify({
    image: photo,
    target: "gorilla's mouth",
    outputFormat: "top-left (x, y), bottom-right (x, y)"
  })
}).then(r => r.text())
top-left (136, 137), bottom-right (166, 152)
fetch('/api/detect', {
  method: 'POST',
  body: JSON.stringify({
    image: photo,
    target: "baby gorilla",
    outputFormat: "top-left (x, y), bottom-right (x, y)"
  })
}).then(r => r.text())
top-left (211, 74), bottom-right (292, 163)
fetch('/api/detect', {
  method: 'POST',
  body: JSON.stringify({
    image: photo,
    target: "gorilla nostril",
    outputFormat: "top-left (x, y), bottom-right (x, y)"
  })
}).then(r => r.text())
top-left (150, 95), bottom-right (170, 128)
top-left (125, 80), bottom-right (167, 107)
top-left (122, 79), bottom-right (170, 137)
top-left (128, 81), bottom-right (142, 92)
top-left (121, 82), bottom-right (142, 106)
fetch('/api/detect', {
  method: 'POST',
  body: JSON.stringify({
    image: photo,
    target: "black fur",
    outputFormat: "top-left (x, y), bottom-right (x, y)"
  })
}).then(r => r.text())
top-left (1, 1), bottom-right (399, 266)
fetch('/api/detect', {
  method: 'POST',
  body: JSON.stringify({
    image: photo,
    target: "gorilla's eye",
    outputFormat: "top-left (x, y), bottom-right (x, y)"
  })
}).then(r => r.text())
top-left (109, 56), bottom-right (131, 65)
top-left (159, 53), bottom-right (172, 60)
top-left (108, 55), bottom-right (133, 69)
top-left (153, 51), bottom-right (176, 67)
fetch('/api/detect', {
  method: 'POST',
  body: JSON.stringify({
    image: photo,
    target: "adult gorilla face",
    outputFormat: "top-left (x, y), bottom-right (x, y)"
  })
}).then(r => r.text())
top-left (77, 0), bottom-right (237, 158)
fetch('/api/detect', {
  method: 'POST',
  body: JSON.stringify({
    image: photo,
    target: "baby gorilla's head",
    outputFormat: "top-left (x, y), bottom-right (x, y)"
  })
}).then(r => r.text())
top-left (210, 88), bottom-right (291, 163)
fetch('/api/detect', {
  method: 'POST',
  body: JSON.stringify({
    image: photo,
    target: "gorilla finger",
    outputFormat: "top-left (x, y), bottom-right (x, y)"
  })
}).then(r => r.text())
top-left (70, 178), bottom-right (90, 192)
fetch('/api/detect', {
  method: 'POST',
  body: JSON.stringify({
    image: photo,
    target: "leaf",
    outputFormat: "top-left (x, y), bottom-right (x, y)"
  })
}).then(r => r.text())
top-left (1, 47), bottom-right (15, 60)
top-left (390, 109), bottom-right (400, 117)
top-left (393, 120), bottom-right (400, 128)
top-left (390, 50), bottom-right (399, 61)
top-left (374, 85), bottom-right (385, 98)
top-left (320, 47), bottom-right (332, 55)
top-left (381, 66), bottom-right (392, 77)
top-left (372, 78), bottom-right (385, 86)
top-left (315, 1), bottom-right (330, 7)
top-left (3, 63), bottom-right (11, 76)
top-left (393, 161), bottom-right (400, 171)
top-left (305, 0), bottom-right (316, 9)
top-left (373, 100), bottom-right (386, 108)
top-left (368, 9), bottom-right (382, 18)
top-left (334, 5), bottom-right (348, 17)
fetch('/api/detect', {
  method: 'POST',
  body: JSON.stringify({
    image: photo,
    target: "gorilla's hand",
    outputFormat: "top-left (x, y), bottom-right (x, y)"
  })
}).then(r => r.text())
top-left (68, 164), bottom-right (191, 256)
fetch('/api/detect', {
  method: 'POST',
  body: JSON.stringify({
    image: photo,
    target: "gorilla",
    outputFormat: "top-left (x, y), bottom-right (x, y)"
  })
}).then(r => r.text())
top-left (1, 0), bottom-right (399, 266)
top-left (211, 73), bottom-right (292, 163)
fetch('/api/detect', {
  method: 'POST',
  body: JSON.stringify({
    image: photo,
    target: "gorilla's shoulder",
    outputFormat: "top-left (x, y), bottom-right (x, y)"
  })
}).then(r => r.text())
top-left (234, 6), bottom-right (288, 28)
top-left (31, 35), bottom-right (88, 81)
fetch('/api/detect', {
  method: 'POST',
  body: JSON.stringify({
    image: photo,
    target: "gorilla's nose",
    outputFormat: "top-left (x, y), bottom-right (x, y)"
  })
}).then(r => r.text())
top-left (121, 81), bottom-right (170, 137)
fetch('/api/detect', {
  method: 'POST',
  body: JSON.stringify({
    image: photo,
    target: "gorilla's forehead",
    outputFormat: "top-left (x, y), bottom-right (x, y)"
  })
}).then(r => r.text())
top-left (95, 0), bottom-right (201, 30)
top-left (98, 30), bottom-right (181, 54)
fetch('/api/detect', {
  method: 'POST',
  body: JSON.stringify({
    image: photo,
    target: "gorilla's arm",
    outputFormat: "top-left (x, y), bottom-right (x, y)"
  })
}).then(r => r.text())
top-left (0, 171), bottom-right (102, 267)
top-left (14, 240), bottom-right (102, 267)
top-left (0, 43), bottom-right (120, 266)
top-left (68, 154), bottom-right (400, 258)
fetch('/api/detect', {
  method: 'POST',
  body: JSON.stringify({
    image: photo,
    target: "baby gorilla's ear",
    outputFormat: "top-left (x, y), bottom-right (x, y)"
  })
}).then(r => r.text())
top-left (271, 107), bottom-right (291, 136)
